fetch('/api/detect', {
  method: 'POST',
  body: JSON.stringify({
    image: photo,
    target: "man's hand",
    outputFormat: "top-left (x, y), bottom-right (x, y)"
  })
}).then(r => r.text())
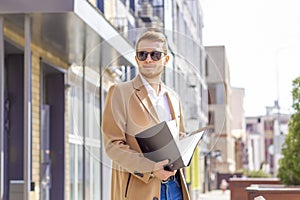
top-left (153, 159), bottom-right (177, 181)
top-left (179, 131), bottom-right (186, 139)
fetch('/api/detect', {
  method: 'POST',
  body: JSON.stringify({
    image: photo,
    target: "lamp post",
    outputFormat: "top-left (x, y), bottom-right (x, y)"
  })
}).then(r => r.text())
top-left (203, 150), bottom-right (221, 193)
top-left (265, 99), bottom-right (281, 175)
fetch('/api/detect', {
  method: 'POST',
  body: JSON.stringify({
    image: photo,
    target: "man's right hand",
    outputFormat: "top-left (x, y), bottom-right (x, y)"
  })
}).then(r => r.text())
top-left (153, 159), bottom-right (176, 181)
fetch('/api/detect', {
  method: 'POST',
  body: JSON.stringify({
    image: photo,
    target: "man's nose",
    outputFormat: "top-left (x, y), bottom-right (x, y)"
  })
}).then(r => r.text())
top-left (145, 53), bottom-right (153, 62)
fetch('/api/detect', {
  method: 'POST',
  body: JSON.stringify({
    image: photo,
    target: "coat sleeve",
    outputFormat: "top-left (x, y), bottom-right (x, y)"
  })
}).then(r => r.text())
top-left (102, 85), bottom-right (155, 183)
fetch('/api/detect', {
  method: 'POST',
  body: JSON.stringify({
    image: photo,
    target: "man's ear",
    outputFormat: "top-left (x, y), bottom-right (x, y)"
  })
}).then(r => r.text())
top-left (164, 55), bottom-right (170, 65)
top-left (135, 56), bottom-right (139, 64)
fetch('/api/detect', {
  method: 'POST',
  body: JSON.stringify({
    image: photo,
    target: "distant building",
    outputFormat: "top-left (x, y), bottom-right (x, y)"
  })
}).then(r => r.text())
top-left (205, 46), bottom-right (235, 173)
top-left (231, 87), bottom-right (246, 171)
top-left (246, 112), bottom-right (290, 175)
top-left (204, 46), bottom-right (246, 191)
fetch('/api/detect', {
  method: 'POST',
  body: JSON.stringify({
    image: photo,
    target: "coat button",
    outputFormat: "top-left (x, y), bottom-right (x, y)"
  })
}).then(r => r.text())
top-left (153, 197), bottom-right (158, 200)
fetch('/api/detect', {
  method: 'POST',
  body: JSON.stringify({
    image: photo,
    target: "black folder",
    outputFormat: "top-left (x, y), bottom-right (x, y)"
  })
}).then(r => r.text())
top-left (135, 120), bottom-right (207, 171)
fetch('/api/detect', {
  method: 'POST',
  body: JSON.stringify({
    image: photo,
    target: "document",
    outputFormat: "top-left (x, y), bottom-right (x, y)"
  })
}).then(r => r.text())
top-left (135, 120), bottom-right (207, 171)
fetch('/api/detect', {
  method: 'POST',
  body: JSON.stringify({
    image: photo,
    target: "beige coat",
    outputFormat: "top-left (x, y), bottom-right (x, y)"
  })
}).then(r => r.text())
top-left (102, 75), bottom-right (190, 200)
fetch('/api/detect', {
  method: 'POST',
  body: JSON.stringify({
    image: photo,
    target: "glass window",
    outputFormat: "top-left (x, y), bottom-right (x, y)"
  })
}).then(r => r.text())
top-left (216, 83), bottom-right (225, 104)
top-left (69, 144), bottom-right (75, 200)
top-left (208, 85), bottom-right (216, 104)
top-left (120, 0), bottom-right (126, 5)
top-left (130, 0), bottom-right (135, 12)
top-left (68, 64), bottom-right (102, 199)
top-left (78, 145), bottom-right (84, 200)
top-left (92, 147), bottom-right (101, 199)
top-left (85, 93), bottom-right (101, 140)
top-left (85, 146), bottom-right (91, 200)
top-left (208, 83), bottom-right (225, 105)
top-left (69, 86), bottom-right (83, 136)
top-left (208, 111), bottom-right (214, 126)
top-left (69, 143), bottom-right (84, 200)
top-left (98, 0), bottom-right (104, 13)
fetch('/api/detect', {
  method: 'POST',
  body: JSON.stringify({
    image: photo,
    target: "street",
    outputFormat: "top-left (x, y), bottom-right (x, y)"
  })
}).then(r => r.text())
top-left (197, 189), bottom-right (230, 200)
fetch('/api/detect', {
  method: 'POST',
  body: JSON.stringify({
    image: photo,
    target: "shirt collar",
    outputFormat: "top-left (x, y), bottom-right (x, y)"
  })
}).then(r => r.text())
top-left (140, 74), bottom-right (166, 97)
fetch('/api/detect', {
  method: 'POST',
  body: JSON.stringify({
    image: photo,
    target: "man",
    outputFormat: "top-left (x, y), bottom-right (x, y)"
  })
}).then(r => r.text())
top-left (102, 31), bottom-right (190, 200)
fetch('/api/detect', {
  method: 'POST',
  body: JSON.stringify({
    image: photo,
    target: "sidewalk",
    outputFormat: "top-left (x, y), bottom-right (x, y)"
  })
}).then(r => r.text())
top-left (197, 189), bottom-right (230, 200)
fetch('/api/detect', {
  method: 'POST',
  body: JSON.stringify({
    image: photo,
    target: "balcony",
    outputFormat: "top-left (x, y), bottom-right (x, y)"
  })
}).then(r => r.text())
top-left (0, 0), bottom-right (136, 67)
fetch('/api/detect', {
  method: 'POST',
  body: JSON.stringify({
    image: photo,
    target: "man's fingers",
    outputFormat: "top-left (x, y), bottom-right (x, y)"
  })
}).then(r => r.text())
top-left (159, 159), bottom-right (169, 166)
top-left (154, 159), bottom-right (169, 170)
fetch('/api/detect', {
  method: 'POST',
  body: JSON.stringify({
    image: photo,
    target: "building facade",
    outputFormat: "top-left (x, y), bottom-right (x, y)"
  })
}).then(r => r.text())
top-left (204, 46), bottom-right (237, 190)
top-left (230, 87), bottom-right (246, 171)
top-left (0, 0), bottom-right (207, 199)
top-left (245, 112), bottom-right (290, 175)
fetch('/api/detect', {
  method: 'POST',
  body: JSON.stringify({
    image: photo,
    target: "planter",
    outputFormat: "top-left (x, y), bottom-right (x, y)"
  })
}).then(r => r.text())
top-left (246, 184), bottom-right (300, 200)
top-left (229, 178), bottom-right (281, 200)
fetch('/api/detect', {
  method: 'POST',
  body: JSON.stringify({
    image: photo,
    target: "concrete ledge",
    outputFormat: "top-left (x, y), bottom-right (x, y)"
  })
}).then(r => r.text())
top-left (246, 184), bottom-right (300, 200)
top-left (229, 178), bottom-right (281, 200)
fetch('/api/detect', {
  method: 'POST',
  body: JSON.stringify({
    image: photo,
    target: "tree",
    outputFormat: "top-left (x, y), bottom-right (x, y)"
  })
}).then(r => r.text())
top-left (277, 76), bottom-right (300, 185)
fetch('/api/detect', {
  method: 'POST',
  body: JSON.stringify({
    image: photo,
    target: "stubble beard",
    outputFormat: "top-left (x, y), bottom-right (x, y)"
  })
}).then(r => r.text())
top-left (139, 64), bottom-right (164, 80)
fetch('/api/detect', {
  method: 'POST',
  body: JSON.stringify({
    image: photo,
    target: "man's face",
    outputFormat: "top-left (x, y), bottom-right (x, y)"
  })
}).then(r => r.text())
top-left (135, 39), bottom-right (169, 80)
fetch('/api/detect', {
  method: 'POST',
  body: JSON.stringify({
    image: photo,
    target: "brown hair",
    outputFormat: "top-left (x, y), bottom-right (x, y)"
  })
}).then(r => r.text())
top-left (136, 31), bottom-right (168, 54)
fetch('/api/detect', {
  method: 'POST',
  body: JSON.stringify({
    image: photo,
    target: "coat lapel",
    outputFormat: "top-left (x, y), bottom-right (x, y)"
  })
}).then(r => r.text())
top-left (133, 75), bottom-right (160, 123)
top-left (165, 92), bottom-right (176, 120)
top-left (164, 87), bottom-right (181, 128)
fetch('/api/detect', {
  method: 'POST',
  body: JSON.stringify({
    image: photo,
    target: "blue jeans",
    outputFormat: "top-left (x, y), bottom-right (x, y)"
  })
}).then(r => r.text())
top-left (160, 177), bottom-right (183, 200)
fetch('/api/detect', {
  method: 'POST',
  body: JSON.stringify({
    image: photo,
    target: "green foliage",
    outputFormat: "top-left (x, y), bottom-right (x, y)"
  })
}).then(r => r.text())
top-left (277, 76), bottom-right (300, 185)
top-left (244, 169), bottom-right (272, 178)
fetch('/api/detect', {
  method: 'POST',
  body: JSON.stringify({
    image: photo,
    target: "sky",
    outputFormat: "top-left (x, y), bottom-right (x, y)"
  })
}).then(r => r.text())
top-left (201, 0), bottom-right (300, 116)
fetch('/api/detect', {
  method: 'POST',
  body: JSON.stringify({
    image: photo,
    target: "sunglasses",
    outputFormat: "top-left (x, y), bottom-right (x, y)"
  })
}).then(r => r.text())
top-left (136, 51), bottom-right (166, 61)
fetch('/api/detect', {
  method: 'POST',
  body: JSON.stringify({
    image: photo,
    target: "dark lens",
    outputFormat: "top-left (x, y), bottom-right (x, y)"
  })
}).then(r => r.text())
top-left (137, 51), bottom-right (164, 61)
top-left (150, 51), bottom-right (163, 61)
top-left (137, 51), bottom-right (148, 61)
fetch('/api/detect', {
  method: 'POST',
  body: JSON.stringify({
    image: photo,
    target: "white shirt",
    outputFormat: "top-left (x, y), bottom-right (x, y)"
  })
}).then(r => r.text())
top-left (140, 75), bottom-right (172, 122)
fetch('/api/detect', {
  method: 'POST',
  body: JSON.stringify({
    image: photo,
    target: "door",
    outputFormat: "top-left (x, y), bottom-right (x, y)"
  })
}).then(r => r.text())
top-left (5, 54), bottom-right (25, 200)
top-left (40, 62), bottom-right (65, 200)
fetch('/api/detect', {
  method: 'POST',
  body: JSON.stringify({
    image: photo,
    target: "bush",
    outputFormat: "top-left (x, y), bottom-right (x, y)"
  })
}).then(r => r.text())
top-left (277, 77), bottom-right (300, 185)
top-left (244, 169), bottom-right (272, 178)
